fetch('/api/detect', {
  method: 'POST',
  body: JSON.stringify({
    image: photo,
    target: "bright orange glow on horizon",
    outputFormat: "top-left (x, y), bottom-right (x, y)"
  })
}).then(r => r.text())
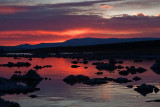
top-left (100, 5), bottom-right (113, 9)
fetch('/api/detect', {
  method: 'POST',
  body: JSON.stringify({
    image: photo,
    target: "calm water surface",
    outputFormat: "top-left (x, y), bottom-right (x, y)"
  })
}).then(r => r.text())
top-left (0, 57), bottom-right (160, 107)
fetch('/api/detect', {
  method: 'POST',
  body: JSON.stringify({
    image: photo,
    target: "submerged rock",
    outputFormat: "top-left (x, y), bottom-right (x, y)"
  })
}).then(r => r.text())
top-left (134, 84), bottom-right (159, 96)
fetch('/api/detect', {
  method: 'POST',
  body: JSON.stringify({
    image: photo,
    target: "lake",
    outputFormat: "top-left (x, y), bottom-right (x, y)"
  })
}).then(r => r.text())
top-left (0, 57), bottom-right (160, 107)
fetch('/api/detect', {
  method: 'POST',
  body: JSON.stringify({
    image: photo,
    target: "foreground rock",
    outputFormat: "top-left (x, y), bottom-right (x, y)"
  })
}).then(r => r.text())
top-left (0, 98), bottom-right (20, 107)
top-left (0, 62), bottom-right (31, 67)
top-left (134, 84), bottom-right (159, 96)
top-left (0, 77), bottom-right (40, 96)
top-left (11, 69), bottom-right (43, 81)
top-left (150, 60), bottom-right (160, 74)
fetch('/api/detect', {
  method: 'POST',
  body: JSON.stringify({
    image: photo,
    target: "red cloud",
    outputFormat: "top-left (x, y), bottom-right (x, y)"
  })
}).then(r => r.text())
top-left (0, 6), bottom-right (28, 14)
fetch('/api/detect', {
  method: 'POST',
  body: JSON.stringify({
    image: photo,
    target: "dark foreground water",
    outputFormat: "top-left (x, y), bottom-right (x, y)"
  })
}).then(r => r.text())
top-left (0, 57), bottom-right (160, 107)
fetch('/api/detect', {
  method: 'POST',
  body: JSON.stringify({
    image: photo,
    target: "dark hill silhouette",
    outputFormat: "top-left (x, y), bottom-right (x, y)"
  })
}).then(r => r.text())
top-left (1, 37), bottom-right (160, 51)
top-left (21, 40), bottom-right (160, 55)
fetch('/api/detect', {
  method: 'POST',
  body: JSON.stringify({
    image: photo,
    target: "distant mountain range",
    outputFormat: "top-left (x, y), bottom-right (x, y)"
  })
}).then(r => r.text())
top-left (1, 37), bottom-right (160, 51)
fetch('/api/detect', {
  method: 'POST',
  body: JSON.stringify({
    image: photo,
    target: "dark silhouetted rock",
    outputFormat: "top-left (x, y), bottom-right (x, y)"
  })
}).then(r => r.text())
top-left (0, 98), bottom-right (20, 107)
top-left (84, 67), bottom-right (88, 69)
top-left (133, 76), bottom-right (141, 81)
top-left (71, 61), bottom-right (78, 64)
top-left (14, 71), bottom-right (22, 74)
top-left (94, 62), bottom-right (117, 71)
top-left (0, 62), bottom-right (31, 67)
top-left (127, 85), bottom-right (133, 88)
top-left (125, 66), bottom-right (147, 74)
top-left (71, 65), bottom-right (80, 68)
top-left (103, 77), bottom-right (115, 81)
top-left (82, 60), bottom-right (88, 64)
top-left (63, 75), bottom-right (90, 85)
top-left (34, 65), bottom-right (43, 70)
top-left (134, 84), bottom-right (159, 96)
top-left (114, 77), bottom-right (132, 83)
top-left (11, 69), bottom-right (43, 81)
top-left (117, 65), bottom-right (124, 69)
top-left (0, 77), bottom-right (40, 96)
top-left (150, 61), bottom-right (160, 74)
top-left (146, 99), bottom-right (160, 102)
top-left (84, 78), bottom-right (108, 85)
top-left (119, 70), bottom-right (130, 76)
top-left (29, 95), bottom-right (37, 98)
top-left (95, 72), bottom-right (103, 75)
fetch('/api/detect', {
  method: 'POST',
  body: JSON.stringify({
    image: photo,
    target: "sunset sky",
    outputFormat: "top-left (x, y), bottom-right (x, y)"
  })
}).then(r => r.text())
top-left (0, 0), bottom-right (160, 46)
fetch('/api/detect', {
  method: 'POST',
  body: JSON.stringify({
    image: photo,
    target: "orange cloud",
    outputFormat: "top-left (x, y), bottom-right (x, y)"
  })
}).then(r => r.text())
top-left (0, 6), bottom-right (28, 14)
top-left (136, 13), bottom-right (145, 17)
top-left (100, 5), bottom-right (113, 9)
top-left (0, 29), bottom-right (92, 37)
top-left (0, 29), bottom-right (141, 38)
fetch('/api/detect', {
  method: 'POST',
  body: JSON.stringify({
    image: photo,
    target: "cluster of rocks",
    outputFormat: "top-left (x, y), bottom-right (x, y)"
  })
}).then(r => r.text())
top-left (34, 65), bottom-right (52, 70)
top-left (63, 75), bottom-right (132, 85)
top-left (0, 77), bottom-right (40, 96)
top-left (119, 66), bottom-right (147, 76)
top-left (93, 62), bottom-right (118, 71)
top-left (0, 62), bottom-right (31, 67)
top-left (11, 69), bottom-right (43, 81)
top-left (92, 59), bottom-right (123, 71)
